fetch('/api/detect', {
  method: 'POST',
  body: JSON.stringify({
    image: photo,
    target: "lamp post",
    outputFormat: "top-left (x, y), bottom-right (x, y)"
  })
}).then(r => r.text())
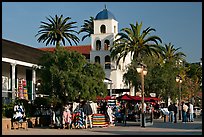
top-left (137, 63), bottom-right (147, 127)
top-left (176, 76), bottom-right (182, 120)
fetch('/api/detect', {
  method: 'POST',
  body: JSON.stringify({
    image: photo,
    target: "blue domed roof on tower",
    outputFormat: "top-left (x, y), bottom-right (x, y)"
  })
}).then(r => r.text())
top-left (95, 5), bottom-right (116, 20)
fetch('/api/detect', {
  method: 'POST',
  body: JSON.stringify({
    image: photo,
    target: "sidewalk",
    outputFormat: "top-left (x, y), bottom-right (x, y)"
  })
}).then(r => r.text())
top-left (2, 116), bottom-right (202, 135)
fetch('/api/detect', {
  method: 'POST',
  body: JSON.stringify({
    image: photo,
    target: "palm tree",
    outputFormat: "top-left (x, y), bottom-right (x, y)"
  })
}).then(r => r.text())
top-left (159, 43), bottom-right (186, 105)
top-left (110, 22), bottom-right (162, 97)
top-left (78, 16), bottom-right (94, 41)
top-left (160, 43), bottom-right (186, 65)
top-left (110, 21), bottom-right (162, 65)
top-left (36, 15), bottom-right (80, 48)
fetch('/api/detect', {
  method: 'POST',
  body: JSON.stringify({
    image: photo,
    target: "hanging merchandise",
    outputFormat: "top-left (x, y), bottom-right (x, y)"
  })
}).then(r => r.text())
top-left (22, 79), bottom-right (26, 87)
top-left (17, 78), bottom-right (28, 100)
top-left (22, 79), bottom-right (28, 100)
top-left (18, 79), bottom-right (24, 99)
top-left (23, 88), bottom-right (28, 100)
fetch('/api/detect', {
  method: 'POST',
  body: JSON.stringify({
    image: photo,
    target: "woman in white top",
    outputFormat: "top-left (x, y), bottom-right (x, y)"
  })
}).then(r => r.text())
top-left (107, 105), bottom-right (113, 125)
top-left (182, 103), bottom-right (188, 123)
top-left (189, 103), bottom-right (194, 122)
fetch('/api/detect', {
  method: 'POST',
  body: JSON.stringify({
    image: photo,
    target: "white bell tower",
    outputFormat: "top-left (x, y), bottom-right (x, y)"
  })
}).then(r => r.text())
top-left (90, 6), bottom-right (130, 95)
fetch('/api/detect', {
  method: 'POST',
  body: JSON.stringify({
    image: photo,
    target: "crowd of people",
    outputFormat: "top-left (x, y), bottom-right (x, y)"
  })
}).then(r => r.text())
top-left (54, 100), bottom-right (115, 129)
top-left (12, 98), bottom-right (197, 129)
top-left (167, 101), bottom-right (195, 123)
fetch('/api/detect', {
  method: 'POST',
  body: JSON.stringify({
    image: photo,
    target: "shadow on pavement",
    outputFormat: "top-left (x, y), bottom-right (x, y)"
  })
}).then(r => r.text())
top-left (114, 116), bottom-right (202, 130)
top-left (90, 130), bottom-right (202, 135)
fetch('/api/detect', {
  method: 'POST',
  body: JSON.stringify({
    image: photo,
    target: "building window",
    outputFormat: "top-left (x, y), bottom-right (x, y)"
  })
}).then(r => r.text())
top-left (104, 40), bottom-right (110, 50)
top-left (100, 25), bottom-right (106, 33)
top-left (96, 40), bottom-right (101, 51)
top-left (114, 26), bottom-right (116, 33)
top-left (105, 55), bottom-right (111, 69)
top-left (95, 56), bottom-right (100, 64)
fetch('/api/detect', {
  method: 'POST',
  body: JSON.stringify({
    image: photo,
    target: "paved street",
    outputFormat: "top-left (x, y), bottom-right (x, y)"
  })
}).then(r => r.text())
top-left (2, 116), bottom-right (202, 135)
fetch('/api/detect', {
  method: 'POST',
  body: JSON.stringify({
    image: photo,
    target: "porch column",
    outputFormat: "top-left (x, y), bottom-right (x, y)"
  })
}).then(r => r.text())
top-left (11, 63), bottom-right (16, 101)
top-left (32, 66), bottom-right (37, 101)
top-left (110, 83), bottom-right (113, 96)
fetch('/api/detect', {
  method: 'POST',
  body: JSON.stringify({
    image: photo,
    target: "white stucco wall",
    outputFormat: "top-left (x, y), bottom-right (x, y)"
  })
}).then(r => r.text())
top-left (91, 34), bottom-right (116, 51)
top-left (94, 19), bottom-right (118, 34)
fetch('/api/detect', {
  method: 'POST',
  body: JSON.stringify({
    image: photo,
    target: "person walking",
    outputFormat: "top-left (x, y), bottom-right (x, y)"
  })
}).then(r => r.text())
top-left (168, 102), bottom-right (174, 123)
top-left (101, 100), bottom-right (108, 114)
top-left (189, 102), bottom-right (194, 122)
top-left (82, 101), bottom-right (93, 129)
top-left (121, 103), bottom-right (128, 126)
top-left (182, 103), bottom-right (188, 123)
top-left (107, 104), bottom-right (113, 126)
top-left (173, 103), bottom-right (178, 123)
top-left (154, 101), bottom-right (160, 119)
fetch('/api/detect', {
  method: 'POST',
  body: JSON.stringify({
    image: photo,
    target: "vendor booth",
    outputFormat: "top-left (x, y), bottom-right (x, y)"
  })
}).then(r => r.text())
top-left (93, 96), bottom-right (116, 127)
top-left (116, 94), bottom-right (160, 126)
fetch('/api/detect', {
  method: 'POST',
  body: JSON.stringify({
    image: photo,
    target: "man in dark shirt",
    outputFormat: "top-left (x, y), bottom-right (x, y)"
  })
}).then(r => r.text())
top-left (173, 103), bottom-right (178, 123)
top-left (168, 103), bottom-right (174, 122)
top-left (154, 102), bottom-right (160, 119)
top-left (82, 101), bottom-right (93, 129)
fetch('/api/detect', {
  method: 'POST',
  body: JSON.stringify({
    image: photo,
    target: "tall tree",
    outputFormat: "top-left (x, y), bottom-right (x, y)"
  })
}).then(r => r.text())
top-left (184, 62), bottom-right (202, 105)
top-left (36, 15), bottom-right (80, 48)
top-left (110, 21), bottom-right (162, 95)
top-left (78, 16), bottom-right (94, 41)
top-left (158, 43), bottom-right (186, 104)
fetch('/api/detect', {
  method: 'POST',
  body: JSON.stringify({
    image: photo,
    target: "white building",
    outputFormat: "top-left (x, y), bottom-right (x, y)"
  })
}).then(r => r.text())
top-left (2, 39), bottom-right (44, 103)
top-left (90, 7), bottom-right (132, 96)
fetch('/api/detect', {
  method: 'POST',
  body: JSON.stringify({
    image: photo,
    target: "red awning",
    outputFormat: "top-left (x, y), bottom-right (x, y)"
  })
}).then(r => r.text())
top-left (116, 94), bottom-right (160, 102)
top-left (131, 96), bottom-right (150, 101)
top-left (104, 96), bottom-right (116, 100)
top-left (120, 94), bottom-right (133, 100)
top-left (149, 97), bottom-right (160, 101)
top-left (96, 96), bottom-right (116, 100)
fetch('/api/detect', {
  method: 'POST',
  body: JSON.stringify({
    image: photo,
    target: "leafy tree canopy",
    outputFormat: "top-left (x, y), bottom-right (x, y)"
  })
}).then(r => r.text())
top-left (38, 47), bottom-right (107, 106)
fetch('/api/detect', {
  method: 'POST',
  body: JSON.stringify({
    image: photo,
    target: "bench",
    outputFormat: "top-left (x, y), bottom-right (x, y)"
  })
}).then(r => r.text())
top-left (12, 121), bottom-right (28, 130)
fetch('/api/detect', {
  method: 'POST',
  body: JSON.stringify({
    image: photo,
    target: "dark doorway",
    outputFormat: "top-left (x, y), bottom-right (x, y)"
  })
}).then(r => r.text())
top-left (26, 69), bottom-right (32, 100)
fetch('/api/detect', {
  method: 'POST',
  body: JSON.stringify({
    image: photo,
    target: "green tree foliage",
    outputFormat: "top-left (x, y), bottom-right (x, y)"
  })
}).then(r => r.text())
top-left (111, 21), bottom-right (162, 96)
top-left (81, 63), bottom-right (108, 101)
top-left (123, 44), bottom-right (186, 105)
top-left (78, 16), bottom-right (94, 41)
top-left (160, 43), bottom-right (186, 64)
top-left (185, 62), bottom-right (202, 84)
top-left (38, 47), bottom-right (107, 127)
top-left (123, 61), bottom-right (140, 93)
top-left (154, 43), bottom-right (186, 103)
top-left (38, 47), bottom-right (107, 105)
top-left (182, 62), bottom-right (202, 105)
top-left (110, 21), bottom-right (162, 65)
top-left (36, 15), bottom-right (80, 47)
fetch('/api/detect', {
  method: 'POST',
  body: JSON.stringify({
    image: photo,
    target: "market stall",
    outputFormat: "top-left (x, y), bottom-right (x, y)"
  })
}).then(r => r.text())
top-left (93, 96), bottom-right (116, 127)
top-left (116, 94), bottom-right (160, 126)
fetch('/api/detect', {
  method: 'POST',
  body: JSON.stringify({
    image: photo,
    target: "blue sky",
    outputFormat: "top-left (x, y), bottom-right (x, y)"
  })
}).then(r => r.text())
top-left (2, 2), bottom-right (202, 63)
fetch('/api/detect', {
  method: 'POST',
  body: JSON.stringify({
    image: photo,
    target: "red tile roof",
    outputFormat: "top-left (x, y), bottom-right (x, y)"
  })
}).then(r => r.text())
top-left (39, 45), bottom-right (91, 55)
